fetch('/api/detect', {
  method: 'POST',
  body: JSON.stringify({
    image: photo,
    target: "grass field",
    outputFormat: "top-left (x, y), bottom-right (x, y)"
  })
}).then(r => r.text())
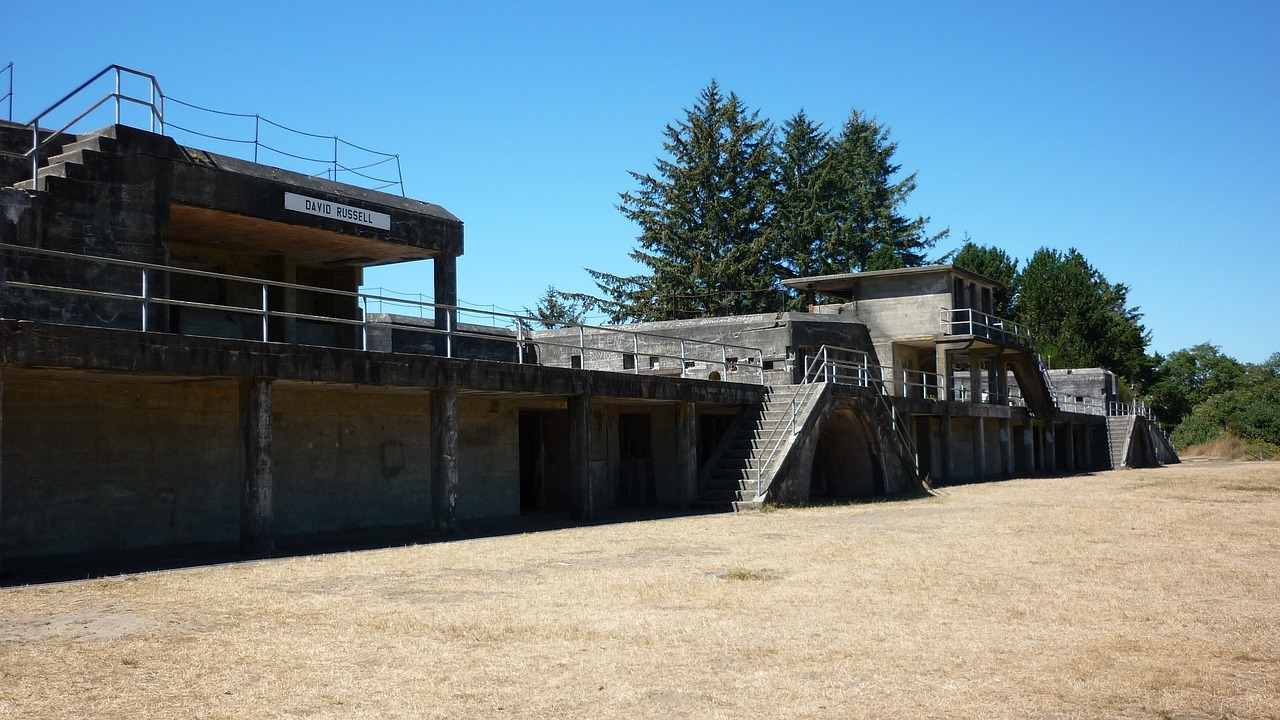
top-left (2, 460), bottom-right (1278, 719)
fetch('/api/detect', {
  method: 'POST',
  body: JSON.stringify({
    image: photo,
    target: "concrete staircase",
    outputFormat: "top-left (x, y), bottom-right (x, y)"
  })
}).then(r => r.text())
top-left (697, 384), bottom-right (814, 512)
top-left (1106, 415), bottom-right (1134, 469)
top-left (13, 127), bottom-right (118, 191)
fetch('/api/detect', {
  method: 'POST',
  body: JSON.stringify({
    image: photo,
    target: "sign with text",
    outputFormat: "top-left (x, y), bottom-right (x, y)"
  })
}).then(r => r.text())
top-left (284, 192), bottom-right (391, 230)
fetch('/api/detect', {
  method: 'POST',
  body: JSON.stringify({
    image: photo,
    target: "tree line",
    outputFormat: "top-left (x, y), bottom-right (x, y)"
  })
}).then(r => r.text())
top-left (528, 81), bottom-right (1275, 454)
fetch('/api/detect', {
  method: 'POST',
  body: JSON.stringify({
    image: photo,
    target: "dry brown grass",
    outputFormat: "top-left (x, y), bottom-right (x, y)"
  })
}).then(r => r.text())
top-left (3, 461), bottom-right (1279, 719)
top-left (1181, 435), bottom-right (1278, 462)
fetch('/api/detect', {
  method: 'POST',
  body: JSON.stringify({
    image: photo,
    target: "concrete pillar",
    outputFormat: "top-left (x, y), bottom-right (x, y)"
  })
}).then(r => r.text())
top-left (239, 377), bottom-right (274, 555)
top-left (1045, 423), bottom-right (1058, 474)
top-left (986, 356), bottom-right (1000, 404)
top-left (568, 394), bottom-right (594, 520)
top-left (0, 367), bottom-right (4, 575)
top-left (675, 402), bottom-right (698, 509)
top-left (1021, 418), bottom-right (1035, 474)
top-left (999, 416), bottom-right (1014, 477)
top-left (1065, 423), bottom-right (1077, 472)
top-left (431, 387), bottom-right (459, 532)
top-left (969, 353), bottom-right (983, 404)
top-left (266, 255), bottom-right (298, 344)
top-left (434, 256), bottom-right (458, 357)
top-left (935, 346), bottom-right (950, 400)
top-left (938, 411), bottom-right (953, 484)
top-left (972, 416), bottom-right (987, 482)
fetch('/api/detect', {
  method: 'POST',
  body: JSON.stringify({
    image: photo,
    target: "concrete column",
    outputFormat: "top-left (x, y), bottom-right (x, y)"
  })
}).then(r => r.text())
top-left (0, 367), bottom-right (4, 575)
top-left (938, 411), bottom-right (953, 484)
top-left (986, 356), bottom-right (1001, 404)
top-left (1064, 423), bottom-right (1077, 472)
top-left (935, 346), bottom-right (950, 400)
top-left (972, 416), bottom-right (987, 482)
top-left (239, 377), bottom-right (274, 555)
top-left (999, 416), bottom-right (1014, 477)
top-left (266, 255), bottom-right (298, 344)
top-left (1045, 423), bottom-right (1058, 474)
top-left (431, 387), bottom-right (459, 532)
top-left (568, 394), bottom-right (594, 520)
top-left (675, 402), bottom-right (698, 509)
top-left (969, 353), bottom-right (983, 403)
top-left (1021, 418), bottom-right (1035, 474)
top-left (434, 256), bottom-right (458, 357)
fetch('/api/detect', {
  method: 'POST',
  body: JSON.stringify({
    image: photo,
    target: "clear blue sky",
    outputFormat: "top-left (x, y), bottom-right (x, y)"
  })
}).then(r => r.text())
top-left (5, 1), bottom-right (1277, 363)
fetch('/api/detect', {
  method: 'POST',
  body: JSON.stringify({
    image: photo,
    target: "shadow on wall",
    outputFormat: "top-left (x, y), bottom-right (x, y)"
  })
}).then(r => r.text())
top-left (810, 407), bottom-right (884, 500)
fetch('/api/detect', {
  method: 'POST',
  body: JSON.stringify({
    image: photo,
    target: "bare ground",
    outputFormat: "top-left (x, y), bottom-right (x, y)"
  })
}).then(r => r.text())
top-left (2, 460), bottom-right (1278, 719)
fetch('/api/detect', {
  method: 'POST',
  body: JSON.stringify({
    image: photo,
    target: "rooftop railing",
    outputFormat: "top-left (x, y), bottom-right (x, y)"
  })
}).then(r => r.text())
top-left (8, 64), bottom-right (404, 195)
top-left (939, 307), bottom-right (1034, 347)
top-left (0, 242), bottom-right (765, 385)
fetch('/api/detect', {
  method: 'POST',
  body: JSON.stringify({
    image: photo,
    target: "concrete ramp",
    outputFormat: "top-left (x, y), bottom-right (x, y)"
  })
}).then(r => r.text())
top-left (1007, 354), bottom-right (1056, 414)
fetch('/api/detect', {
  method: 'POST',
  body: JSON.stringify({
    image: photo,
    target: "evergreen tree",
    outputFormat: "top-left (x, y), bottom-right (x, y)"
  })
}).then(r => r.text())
top-left (820, 110), bottom-right (946, 272)
top-left (952, 240), bottom-right (1019, 315)
top-left (525, 285), bottom-right (586, 329)
top-left (587, 82), bottom-right (784, 322)
top-left (1016, 247), bottom-right (1150, 382)
top-left (773, 110), bottom-right (833, 280)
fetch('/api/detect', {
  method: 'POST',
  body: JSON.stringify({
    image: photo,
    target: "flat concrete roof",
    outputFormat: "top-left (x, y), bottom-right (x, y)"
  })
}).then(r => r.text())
top-left (782, 264), bottom-right (1003, 299)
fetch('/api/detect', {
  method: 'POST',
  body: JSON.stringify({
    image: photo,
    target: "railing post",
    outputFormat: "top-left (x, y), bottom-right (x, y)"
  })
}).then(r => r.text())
top-left (261, 283), bottom-right (269, 341)
top-left (359, 296), bottom-right (368, 351)
top-left (721, 345), bottom-right (728, 378)
top-left (114, 67), bottom-right (121, 125)
top-left (578, 325), bottom-right (585, 367)
top-left (140, 268), bottom-right (150, 332)
top-left (679, 339), bottom-right (687, 378)
top-left (633, 333), bottom-right (640, 374)
top-left (445, 308), bottom-right (453, 359)
top-left (516, 320), bottom-right (524, 365)
top-left (254, 115), bottom-right (260, 164)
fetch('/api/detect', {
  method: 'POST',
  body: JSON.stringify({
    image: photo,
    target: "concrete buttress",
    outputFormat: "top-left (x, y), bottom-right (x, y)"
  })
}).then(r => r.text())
top-left (239, 377), bottom-right (274, 554)
top-left (431, 387), bottom-right (459, 531)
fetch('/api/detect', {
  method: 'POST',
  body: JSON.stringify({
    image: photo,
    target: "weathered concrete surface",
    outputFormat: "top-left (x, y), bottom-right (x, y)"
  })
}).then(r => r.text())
top-left (239, 377), bottom-right (274, 554)
top-left (431, 388), bottom-right (459, 531)
top-left (0, 321), bottom-right (768, 405)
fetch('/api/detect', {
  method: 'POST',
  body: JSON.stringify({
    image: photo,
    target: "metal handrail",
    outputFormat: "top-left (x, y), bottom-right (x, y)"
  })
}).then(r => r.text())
top-left (0, 242), bottom-right (766, 384)
top-left (939, 306), bottom-right (1033, 347)
top-left (22, 65), bottom-right (162, 185)
top-left (2, 62), bottom-right (12, 122)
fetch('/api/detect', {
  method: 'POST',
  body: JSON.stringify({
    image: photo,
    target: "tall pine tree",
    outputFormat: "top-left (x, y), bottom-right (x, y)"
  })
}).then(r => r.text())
top-left (820, 110), bottom-right (945, 272)
top-left (587, 82), bottom-right (784, 322)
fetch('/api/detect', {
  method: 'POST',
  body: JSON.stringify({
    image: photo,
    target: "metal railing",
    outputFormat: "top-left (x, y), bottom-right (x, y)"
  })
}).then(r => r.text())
top-left (754, 345), bottom-right (920, 500)
top-left (0, 242), bottom-right (766, 384)
top-left (163, 96), bottom-right (405, 195)
top-left (13, 64), bottom-right (404, 195)
top-left (1107, 399), bottom-right (1156, 420)
top-left (939, 307), bottom-right (1034, 347)
top-left (21, 65), bottom-right (162, 186)
top-left (2, 62), bottom-right (12, 122)
top-left (899, 368), bottom-right (942, 400)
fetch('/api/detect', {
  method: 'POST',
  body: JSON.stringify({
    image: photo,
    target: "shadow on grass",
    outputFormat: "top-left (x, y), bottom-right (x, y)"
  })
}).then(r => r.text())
top-left (0, 506), bottom-right (721, 587)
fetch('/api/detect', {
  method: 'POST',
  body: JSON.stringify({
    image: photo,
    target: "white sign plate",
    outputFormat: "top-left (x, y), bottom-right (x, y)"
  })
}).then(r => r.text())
top-left (284, 192), bottom-right (391, 230)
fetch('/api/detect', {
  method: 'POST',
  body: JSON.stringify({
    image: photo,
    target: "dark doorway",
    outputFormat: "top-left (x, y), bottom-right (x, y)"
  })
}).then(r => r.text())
top-left (519, 413), bottom-right (542, 512)
top-left (617, 413), bottom-right (654, 506)
top-left (519, 411), bottom-right (571, 513)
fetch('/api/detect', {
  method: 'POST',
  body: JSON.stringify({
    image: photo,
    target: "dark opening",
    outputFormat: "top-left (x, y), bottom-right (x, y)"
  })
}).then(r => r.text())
top-left (519, 411), bottom-right (570, 513)
top-left (617, 413), bottom-right (654, 506)
top-left (811, 409), bottom-right (883, 500)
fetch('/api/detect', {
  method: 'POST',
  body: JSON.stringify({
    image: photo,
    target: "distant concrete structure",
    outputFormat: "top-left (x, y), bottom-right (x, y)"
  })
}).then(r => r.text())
top-left (0, 68), bottom-right (1175, 576)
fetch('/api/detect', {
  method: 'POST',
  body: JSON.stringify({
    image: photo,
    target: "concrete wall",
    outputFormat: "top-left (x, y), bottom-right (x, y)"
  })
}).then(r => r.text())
top-left (272, 385), bottom-right (433, 535)
top-left (458, 397), bottom-right (521, 519)
top-left (1, 373), bottom-right (241, 558)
